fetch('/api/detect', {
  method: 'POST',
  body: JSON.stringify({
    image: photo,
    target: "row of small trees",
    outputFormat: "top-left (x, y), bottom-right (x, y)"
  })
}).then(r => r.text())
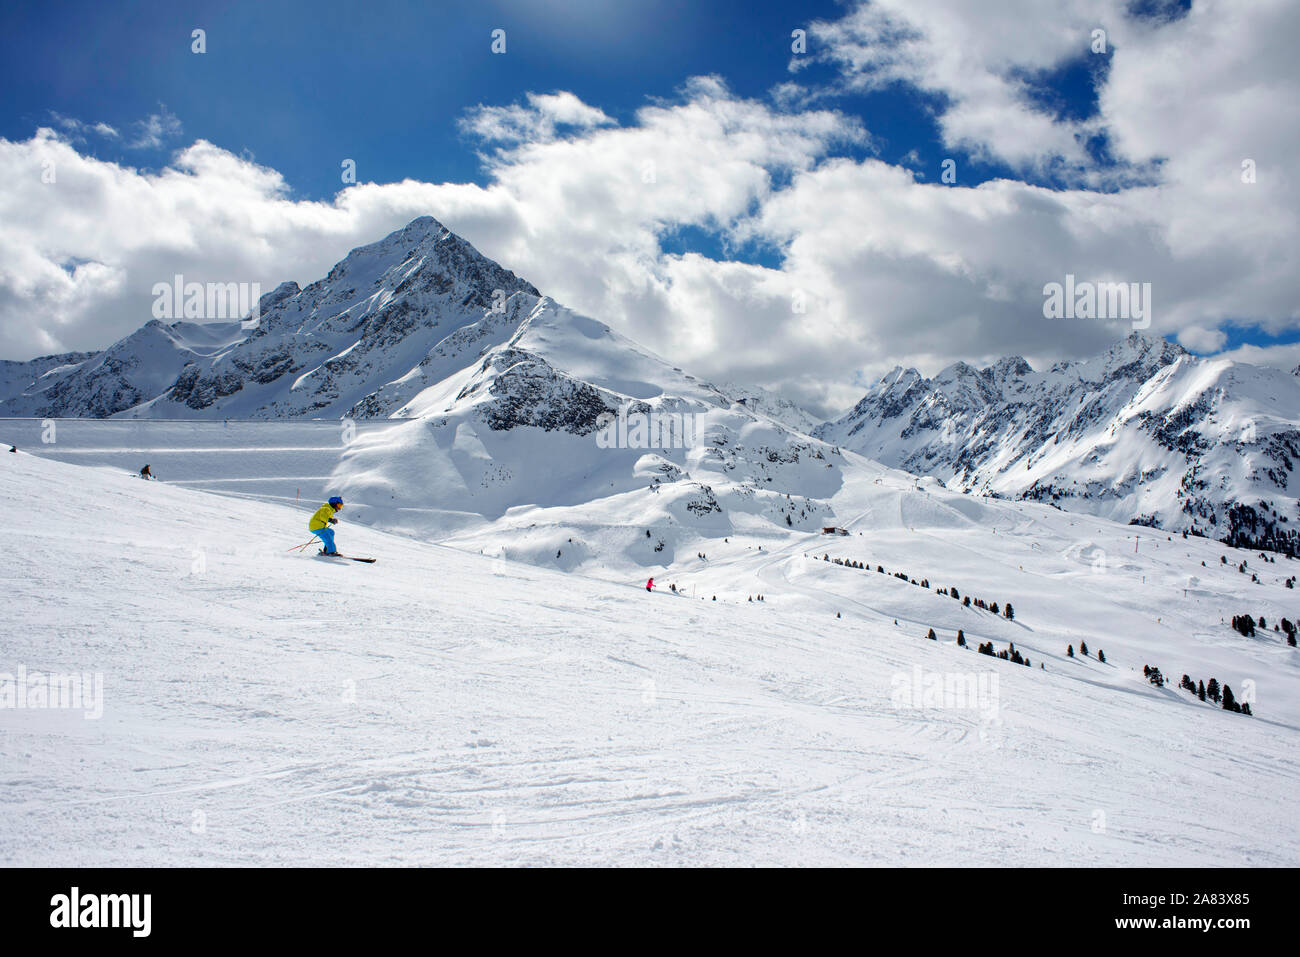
top-left (930, 628), bottom-right (1033, 667)
top-left (1230, 613), bottom-right (1298, 646)
top-left (1070, 656), bottom-right (1250, 716)
top-left (1066, 642), bottom-right (1106, 662)
top-left (1231, 614), bottom-right (1256, 636)
top-left (976, 639), bottom-right (1031, 667)
top-left (916, 623), bottom-right (1255, 717)
top-left (821, 554), bottom-right (1016, 620)
top-left (1173, 671), bottom-right (1252, 715)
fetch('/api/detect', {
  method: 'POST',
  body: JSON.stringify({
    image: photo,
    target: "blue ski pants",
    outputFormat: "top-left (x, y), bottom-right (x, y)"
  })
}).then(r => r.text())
top-left (312, 527), bottom-right (337, 553)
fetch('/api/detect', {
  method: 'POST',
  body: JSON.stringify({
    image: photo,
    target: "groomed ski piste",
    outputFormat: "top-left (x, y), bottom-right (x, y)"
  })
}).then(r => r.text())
top-left (3, 437), bottom-right (1299, 866)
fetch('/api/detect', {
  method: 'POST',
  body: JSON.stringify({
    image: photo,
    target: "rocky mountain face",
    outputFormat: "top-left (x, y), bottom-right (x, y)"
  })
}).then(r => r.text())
top-left (0, 350), bottom-right (100, 413)
top-left (147, 217), bottom-right (543, 419)
top-left (818, 334), bottom-right (1300, 554)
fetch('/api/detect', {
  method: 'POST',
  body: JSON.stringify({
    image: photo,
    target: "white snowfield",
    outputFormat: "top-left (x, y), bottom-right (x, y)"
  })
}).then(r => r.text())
top-left (2, 446), bottom-right (1297, 867)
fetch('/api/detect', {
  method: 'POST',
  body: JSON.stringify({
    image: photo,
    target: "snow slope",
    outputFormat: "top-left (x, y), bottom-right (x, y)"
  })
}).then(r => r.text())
top-left (328, 295), bottom-right (841, 543)
top-left (0, 418), bottom-right (396, 504)
top-left (2, 448), bottom-right (1297, 866)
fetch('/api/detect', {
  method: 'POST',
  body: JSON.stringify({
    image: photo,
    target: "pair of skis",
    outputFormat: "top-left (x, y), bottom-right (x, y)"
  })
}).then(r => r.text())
top-left (316, 552), bottom-right (377, 564)
top-left (289, 539), bottom-right (376, 563)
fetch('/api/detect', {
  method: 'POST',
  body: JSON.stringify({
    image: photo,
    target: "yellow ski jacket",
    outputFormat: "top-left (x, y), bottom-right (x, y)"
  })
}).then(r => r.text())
top-left (308, 503), bottom-right (338, 531)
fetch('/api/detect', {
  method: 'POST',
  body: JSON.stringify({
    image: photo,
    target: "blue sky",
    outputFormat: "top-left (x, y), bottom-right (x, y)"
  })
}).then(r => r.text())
top-left (4, 0), bottom-right (848, 195)
top-left (2, 0), bottom-right (1064, 201)
top-left (1, 0), bottom-right (1296, 406)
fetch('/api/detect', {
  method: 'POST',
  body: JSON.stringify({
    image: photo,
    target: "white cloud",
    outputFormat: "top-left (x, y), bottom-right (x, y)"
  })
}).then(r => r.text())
top-left (796, 0), bottom-right (1123, 176)
top-left (1214, 341), bottom-right (1300, 373)
top-left (48, 113), bottom-right (119, 142)
top-left (2, 2), bottom-right (1297, 419)
top-left (1178, 326), bottom-right (1228, 353)
top-left (461, 91), bottom-right (615, 144)
top-left (128, 106), bottom-right (182, 149)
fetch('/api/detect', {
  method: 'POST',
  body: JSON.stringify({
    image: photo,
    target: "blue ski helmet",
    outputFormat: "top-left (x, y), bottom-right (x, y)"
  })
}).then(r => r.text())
top-left (329, 496), bottom-right (344, 507)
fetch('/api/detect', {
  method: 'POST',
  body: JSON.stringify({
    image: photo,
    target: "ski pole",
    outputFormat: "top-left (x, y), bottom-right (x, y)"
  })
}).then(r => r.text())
top-left (289, 539), bottom-right (316, 552)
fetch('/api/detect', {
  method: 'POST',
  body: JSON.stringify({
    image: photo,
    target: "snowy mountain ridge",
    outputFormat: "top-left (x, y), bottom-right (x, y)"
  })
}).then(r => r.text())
top-left (2, 215), bottom-right (1296, 555)
top-left (817, 335), bottom-right (1300, 555)
top-left (0, 217), bottom-right (541, 420)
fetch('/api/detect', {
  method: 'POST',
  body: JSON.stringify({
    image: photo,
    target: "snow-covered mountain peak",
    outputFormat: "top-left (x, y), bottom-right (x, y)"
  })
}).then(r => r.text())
top-left (930, 361), bottom-right (1000, 409)
top-left (325, 292), bottom-right (847, 544)
top-left (0, 216), bottom-right (549, 420)
top-left (986, 355), bottom-right (1032, 382)
top-left (1083, 332), bottom-right (1187, 383)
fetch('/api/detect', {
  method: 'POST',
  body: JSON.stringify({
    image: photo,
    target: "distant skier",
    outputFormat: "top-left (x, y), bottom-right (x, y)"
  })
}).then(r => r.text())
top-left (309, 496), bottom-right (345, 555)
top-left (645, 577), bottom-right (654, 592)
top-left (139, 464), bottom-right (153, 480)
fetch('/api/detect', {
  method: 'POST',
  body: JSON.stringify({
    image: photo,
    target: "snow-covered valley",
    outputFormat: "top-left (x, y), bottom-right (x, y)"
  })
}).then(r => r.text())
top-left (2, 433), bottom-right (1296, 866)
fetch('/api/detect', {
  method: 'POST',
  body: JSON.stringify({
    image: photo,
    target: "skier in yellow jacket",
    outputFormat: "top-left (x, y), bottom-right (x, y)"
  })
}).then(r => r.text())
top-left (309, 496), bottom-right (344, 555)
